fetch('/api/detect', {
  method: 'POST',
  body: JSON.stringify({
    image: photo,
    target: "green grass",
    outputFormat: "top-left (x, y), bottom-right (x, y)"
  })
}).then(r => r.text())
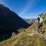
top-left (13, 34), bottom-right (46, 46)
top-left (44, 20), bottom-right (46, 24)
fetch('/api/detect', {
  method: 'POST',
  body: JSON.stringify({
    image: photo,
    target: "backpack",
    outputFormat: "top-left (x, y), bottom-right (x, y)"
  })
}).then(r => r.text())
top-left (39, 18), bottom-right (44, 23)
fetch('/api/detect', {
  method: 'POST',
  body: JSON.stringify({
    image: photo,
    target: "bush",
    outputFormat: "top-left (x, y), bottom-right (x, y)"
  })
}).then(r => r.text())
top-left (44, 20), bottom-right (46, 24)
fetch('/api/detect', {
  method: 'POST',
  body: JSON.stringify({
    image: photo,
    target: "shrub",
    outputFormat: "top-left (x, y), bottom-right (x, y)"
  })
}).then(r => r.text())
top-left (44, 20), bottom-right (46, 24)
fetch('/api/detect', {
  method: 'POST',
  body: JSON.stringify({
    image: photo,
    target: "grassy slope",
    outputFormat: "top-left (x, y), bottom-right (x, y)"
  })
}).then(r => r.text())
top-left (42, 13), bottom-right (46, 34)
top-left (0, 13), bottom-right (46, 46)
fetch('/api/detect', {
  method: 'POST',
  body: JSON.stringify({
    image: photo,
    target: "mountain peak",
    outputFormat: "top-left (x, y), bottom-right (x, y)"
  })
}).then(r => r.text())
top-left (0, 4), bottom-right (30, 33)
top-left (0, 4), bottom-right (6, 8)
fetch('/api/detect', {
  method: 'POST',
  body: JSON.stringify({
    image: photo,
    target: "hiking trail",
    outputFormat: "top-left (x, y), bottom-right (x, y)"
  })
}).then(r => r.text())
top-left (28, 29), bottom-right (46, 39)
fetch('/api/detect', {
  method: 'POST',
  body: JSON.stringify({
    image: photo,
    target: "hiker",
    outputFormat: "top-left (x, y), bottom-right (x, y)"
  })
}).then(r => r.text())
top-left (35, 14), bottom-right (44, 34)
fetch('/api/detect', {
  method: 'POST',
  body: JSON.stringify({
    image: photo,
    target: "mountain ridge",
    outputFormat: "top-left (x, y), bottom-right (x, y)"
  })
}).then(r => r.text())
top-left (0, 4), bottom-right (30, 32)
top-left (0, 4), bottom-right (30, 41)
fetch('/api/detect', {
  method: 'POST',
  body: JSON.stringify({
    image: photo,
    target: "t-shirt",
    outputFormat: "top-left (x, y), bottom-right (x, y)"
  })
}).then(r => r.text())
top-left (37, 17), bottom-right (40, 22)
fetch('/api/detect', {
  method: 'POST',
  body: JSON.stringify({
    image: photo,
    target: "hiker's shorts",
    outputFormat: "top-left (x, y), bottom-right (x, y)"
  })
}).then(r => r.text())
top-left (38, 23), bottom-right (43, 33)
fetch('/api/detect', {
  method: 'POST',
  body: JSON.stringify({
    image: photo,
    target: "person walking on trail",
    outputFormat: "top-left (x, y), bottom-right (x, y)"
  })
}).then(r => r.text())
top-left (35, 14), bottom-right (44, 34)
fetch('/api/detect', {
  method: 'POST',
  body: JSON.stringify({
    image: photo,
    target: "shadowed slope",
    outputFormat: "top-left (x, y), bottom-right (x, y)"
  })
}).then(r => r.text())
top-left (0, 4), bottom-right (30, 33)
top-left (0, 4), bottom-right (30, 41)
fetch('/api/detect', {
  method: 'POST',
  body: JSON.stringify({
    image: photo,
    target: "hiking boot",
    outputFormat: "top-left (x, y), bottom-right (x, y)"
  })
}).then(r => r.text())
top-left (40, 32), bottom-right (43, 34)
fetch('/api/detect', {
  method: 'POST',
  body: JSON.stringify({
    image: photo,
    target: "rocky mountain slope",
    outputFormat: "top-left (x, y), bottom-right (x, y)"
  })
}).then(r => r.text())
top-left (0, 4), bottom-right (30, 41)
top-left (24, 18), bottom-right (36, 24)
top-left (0, 4), bottom-right (30, 34)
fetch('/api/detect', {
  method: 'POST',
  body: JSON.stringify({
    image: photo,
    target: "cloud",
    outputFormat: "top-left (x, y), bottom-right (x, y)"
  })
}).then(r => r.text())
top-left (20, 13), bottom-right (39, 19)
top-left (20, 0), bottom-right (37, 15)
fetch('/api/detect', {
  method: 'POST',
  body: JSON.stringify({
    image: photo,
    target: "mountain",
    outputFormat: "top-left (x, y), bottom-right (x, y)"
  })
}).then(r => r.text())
top-left (0, 4), bottom-right (30, 41)
top-left (24, 18), bottom-right (36, 24)
top-left (0, 4), bottom-right (30, 34)
top-left (0, 13), bottom-right (46, 46)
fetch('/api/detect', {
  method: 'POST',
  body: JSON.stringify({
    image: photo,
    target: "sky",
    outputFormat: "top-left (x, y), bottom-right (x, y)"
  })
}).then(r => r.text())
top-left (0, 0), bottom-right (46, 19)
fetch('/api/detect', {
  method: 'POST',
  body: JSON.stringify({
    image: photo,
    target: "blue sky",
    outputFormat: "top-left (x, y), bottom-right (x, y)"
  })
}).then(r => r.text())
top-left (0, 0), bottom-right (46, 19)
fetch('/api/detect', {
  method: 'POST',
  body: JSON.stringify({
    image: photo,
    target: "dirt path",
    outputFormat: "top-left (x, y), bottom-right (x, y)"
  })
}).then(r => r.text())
top-left (28, 30), bottom-right (46, 39)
